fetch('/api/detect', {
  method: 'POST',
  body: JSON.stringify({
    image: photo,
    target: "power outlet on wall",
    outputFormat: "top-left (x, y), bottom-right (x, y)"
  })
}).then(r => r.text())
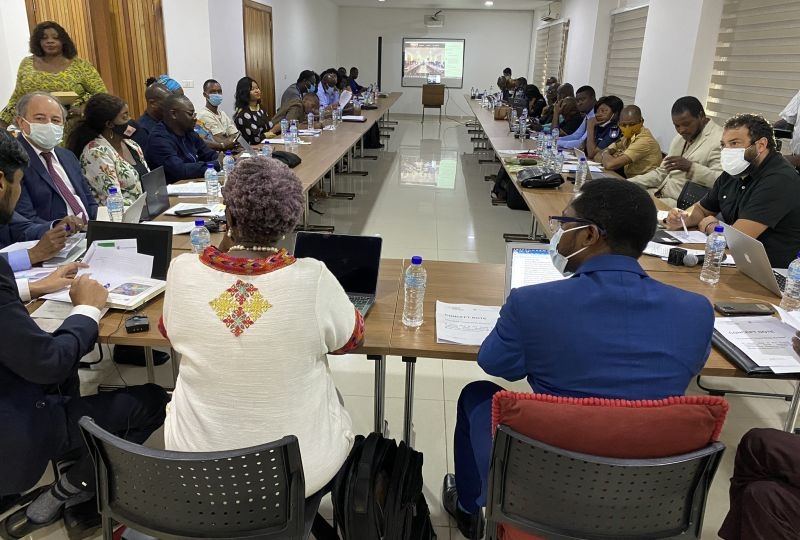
top-left (181, 80), bottom-right (195, 88)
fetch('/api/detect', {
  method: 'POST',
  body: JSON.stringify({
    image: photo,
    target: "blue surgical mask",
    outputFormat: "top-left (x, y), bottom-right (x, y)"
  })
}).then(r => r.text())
top-left (307, 83), bottom-right (316, 94)
top-left (23, 118), bottom-right (63, 150)
top-left (549, 225), bottom-right (590, 276)
top-left (207, 93), bottom-right (223, 107)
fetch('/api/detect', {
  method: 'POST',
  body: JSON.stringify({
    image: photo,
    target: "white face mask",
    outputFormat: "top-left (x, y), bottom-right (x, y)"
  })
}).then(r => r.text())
top-left (23, 118), bottom-right (64, 150)
top-left (549, 225), bottom-right (590, 276)
top-left (720, 146), bottom-right (751, 176)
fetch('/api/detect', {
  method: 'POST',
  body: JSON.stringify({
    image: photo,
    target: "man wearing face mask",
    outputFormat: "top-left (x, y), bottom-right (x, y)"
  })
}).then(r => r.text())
top-left (666, 113), bottom-right (800, 268)
top-left (443, 179), bottom-right (714, 539)
top-left (280, 70), bottom-right (316, 108)
top-left (317, 70), bottom-right (341, 114)
top-left (600, 104), bottom-right (662, 178)
top-left (196, 79), bottom-right (239, 152)
top-left (629, 97), bottom-right (723, 207)
top-left (14, 92), bottom-right (98, 226)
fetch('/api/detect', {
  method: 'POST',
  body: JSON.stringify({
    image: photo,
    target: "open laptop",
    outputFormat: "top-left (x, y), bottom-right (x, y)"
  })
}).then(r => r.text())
top-left (504, 241), bottom-right (565, 299)
top-left (86, 221), bottom-right (173, 280)
top-left (724, 225), bottom-right (787, 297)
top-left (293, 232), bottom-right (382, 316)
top-left (122, 193), bottom-right (147, 223)
top-left (235, 133), bottom-right (255, 154)
top-left (139, 167), bottom-right (171, 221)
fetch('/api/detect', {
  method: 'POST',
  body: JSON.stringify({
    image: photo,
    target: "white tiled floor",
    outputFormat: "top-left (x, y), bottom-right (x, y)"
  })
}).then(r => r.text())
top-left (9, 117), bottom-right (795, 539)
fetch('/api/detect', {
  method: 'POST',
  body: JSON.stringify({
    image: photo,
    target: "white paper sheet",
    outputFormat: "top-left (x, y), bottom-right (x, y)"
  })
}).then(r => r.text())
top-left (31, 300), bottom-right (108, 320)
top-left (642, 241), bottom-right (734, 265)
top-left (140, 221), bottom-right (195, 235)
top-left (665, 230), bottom-right (708, 243)
top-left (167, 182), bottom-right (207, 196)
top-left (714, 316), bottom-right (800, 371)
top-left (561, 164), bottom-right (604, 173)
top-left (268, 138), bottom-right (311, 145)
top-left (342, 115), bottom-right (367, 122)
top-left (436, 301), bottom-right (501, 346)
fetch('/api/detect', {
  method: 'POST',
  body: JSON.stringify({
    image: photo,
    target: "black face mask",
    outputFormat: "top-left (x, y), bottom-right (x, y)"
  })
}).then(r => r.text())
top-left (112, 121), bottom-right (131, 137)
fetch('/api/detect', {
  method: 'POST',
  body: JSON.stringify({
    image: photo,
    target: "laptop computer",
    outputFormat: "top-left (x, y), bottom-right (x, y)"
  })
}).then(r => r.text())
top-left (86, 221), bottom-right (174, 280)
top-left (724, 225), bottom-right (787, 297)
top-left (122, 193), bottom-right (147, 223)
top-left (504, 241), bottom-right (565, 299)
top-left (293, 232), bottom-right (382, 316)
top-left (235, 133), bottom-right (255, 154)
top-left (139, 167), bottom-right (171, 221)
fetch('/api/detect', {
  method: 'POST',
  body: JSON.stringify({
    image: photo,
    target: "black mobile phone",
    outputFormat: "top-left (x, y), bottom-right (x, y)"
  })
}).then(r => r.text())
top-left (714, 302), bottom-right (776, 316)
top-left (174, 207), bottom-right (210, 217)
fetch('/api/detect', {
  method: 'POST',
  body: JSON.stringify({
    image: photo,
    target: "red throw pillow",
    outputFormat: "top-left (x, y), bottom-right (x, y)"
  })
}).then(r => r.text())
top-left (490, 392), bottom-right (729, 540)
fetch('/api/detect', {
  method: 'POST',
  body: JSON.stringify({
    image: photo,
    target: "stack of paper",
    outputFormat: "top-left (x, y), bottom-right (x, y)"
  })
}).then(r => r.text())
top-left (642, 241), bottom-right (735, 265)
top-left (342, 115), bottom-right (367, 122)
top-left (0, 233), bottom-right (86, 267)
top-left (167, 182), bottom-right (208, 196)
top-left (140, 221), bottom-right (195, 235)
top-left (714, 315), bottom-right (800, 373)
top-left (298, 129), bottom-right (321, 136)
top-left (436, 301), bottom-right (501, 346)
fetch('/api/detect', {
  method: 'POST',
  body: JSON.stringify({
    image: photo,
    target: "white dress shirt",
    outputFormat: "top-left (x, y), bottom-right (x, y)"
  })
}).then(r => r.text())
top-left (26, 136), bottom-right (88, 218)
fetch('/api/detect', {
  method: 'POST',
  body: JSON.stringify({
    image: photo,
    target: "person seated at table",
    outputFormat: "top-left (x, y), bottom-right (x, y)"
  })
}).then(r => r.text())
top-left (131, 81), bottom-right (171, 151)
top-left (599, 104), bottom-right (662, 178)
top-left (443, 179), bottom-right (715, 540)
top-left (161, 155), bottom-right (363, 498)
top-left (508, 77), bottom-right (528, 113)
top-left (155, 74), bottom-right (183, 96)
top-left (337, 67), bottom-right (350, 92)
top-left (718, 425), bottom-right (800, 540)
top-left (14, 92), bottom-right (98, 225)
top-left (196, 79), bottom-right (239, 153)
top-left (66, 93), bottom-right (147, 206)
top-left (539, 82), bottom-right (559, 122)
top-left (267, 93), bottom-right (321, 137)
top-left (628, 96), bottom-right (723, 208)
top-left (233, 76), bottom-right (270, 145)
top-left (145, 95), bottom-right (219, 184)
top-left (349, 67), bottom-right (364, 95)
top-left (317, 69), bottom-right (341, 115)
top-left (280, 70), bottom-right (316, 108)
top-left (666, 113), bottom-right (800, 268)
top-left (558, 85), bottom-right (598, 149)
top-left (586, 95), bottom-right (623, 160)
top-left (550, 96), bottom-right (583, 136)
top-left (525, 84), bottom-right (546, 120)
top-left (0, 132), bottom-right (168, 540)
top-left (497, 67), bottom-right (513, 101)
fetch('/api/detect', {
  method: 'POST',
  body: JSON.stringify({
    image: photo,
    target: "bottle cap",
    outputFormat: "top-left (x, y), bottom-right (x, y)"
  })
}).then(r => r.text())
top-left (225, 150), bottom-right (232, 155)
top-left (195, 219), bottom-right (205, 226)
top-left (579, 157), bottom-right (587, 162)
top-left (207, 163), bottom-right (215, 168)
top-left (108, 187), bottom-right (118, 194)
top-left (714, 225), bottom-right (724, 233)
top-left (411, 255), bottom-right (423, 265)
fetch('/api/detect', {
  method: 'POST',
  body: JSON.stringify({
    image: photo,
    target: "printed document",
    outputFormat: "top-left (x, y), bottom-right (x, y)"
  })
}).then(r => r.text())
top-left (714, 316), bottom-right (800, 373)
top-left (436, 301), bottom-right (501, 346)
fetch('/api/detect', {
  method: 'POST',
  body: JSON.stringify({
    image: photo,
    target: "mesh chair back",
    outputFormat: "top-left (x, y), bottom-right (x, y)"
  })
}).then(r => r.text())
top-left (486, 425), bottom-right (724, 540)
top-left (79, 417), bottom-right (306, 540)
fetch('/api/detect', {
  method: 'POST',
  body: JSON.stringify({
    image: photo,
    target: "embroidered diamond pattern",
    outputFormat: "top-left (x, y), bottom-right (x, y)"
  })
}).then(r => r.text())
top-left (209, 279), bottom-right (272, 337)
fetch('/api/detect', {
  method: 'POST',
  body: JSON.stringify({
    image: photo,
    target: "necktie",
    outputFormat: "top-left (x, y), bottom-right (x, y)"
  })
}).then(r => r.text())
top-left (40, 151), bottom-right (85, 220)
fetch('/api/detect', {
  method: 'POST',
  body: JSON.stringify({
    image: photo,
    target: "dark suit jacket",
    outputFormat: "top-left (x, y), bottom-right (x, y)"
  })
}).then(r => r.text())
top-left (15, 136), bottom-right (98, 225)
top-left (0, 212), bottom-right (50, 247)
top-left (0, 256), bottom-right (98, 494)
top-left (145, 122), bottom-right (219, 183)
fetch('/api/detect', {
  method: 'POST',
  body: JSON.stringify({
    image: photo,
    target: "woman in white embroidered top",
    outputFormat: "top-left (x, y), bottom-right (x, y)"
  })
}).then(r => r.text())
top-left (66, 93), bottom-right (147, 205)
top-left (160, 156), bottom-right (364, 496)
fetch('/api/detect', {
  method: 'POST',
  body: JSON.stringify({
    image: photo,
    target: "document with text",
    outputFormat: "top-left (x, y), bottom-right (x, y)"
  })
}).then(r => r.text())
top-left (436, 301), bottom-right (501, 346)
top-left (714, 316), bottom-right (800, 373)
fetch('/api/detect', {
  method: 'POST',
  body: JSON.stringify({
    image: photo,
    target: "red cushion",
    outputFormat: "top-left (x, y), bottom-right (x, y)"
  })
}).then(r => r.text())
top-left (490, 392), bottom-right (729, 540)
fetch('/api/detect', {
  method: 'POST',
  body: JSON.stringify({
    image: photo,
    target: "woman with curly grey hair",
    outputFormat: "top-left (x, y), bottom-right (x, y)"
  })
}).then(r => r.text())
top-left (161, 156), bottom-right (364, 497)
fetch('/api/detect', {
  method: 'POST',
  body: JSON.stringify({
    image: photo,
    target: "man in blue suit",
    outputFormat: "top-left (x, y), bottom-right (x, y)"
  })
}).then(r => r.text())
top-left (442, 179), bottom-right (716, 539)
top-left (0, 134), bottom-right (166, 538)
top-left (13, 92), bottom-right (98, 225)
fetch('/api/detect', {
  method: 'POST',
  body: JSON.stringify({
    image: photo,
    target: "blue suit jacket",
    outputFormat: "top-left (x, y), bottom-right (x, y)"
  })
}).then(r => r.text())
top-left (0, 212), bottom-right (50, 246)
top-left (0, 256), bottom-right (98, 494)
top-left (145, 122), bottom-right (219, 183)
top-left (478, 255), bottom-right (714, 400)
top-left (15, 136), bottom-right (98, 225)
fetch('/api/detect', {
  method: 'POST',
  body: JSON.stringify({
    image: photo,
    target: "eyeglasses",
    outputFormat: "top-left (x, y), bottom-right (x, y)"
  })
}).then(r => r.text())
top-left (548, 215), bottom-right (606, 235)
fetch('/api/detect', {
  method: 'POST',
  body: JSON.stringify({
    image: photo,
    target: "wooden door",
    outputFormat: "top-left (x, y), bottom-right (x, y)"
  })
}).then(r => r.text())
top-left (243, 0), bottom-right (276, 116)
top-left (25, 0), bottom-right (98, 66)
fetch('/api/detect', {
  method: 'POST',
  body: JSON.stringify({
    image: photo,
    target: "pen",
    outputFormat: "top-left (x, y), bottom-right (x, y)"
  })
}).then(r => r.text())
top-left (679, 213), bottom-right (689, 237)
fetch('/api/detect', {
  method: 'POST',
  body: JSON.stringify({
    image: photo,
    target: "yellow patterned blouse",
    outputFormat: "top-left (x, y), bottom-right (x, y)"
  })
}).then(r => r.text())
top-left (0, 56), bottom-right (107, 124)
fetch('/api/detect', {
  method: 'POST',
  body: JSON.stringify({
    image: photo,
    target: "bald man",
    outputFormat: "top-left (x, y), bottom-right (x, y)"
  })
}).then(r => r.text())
top-left (600, 105), bottom-right (662, 178)
top-left (132, 82), bottom-right (172, 151)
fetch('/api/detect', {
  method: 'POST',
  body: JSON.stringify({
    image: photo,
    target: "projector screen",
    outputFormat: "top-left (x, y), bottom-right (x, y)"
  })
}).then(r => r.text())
top-left (401, 38), bottom-right (465, 88)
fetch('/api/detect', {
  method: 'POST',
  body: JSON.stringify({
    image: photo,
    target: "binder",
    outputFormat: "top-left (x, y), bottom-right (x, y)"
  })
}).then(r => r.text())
top-left (712, 329), bottom-right (779, 376)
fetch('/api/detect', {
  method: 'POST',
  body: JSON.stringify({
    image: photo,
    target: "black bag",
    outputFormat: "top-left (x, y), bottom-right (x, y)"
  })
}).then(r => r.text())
top-left (271, 150), bottom-right (302, 168)
top-left (518, 166), bottom-right (564, 188)
top-left (492, 168), bottom-right (531, 211)
top-left (332, 433), bottom-right (436, 540)
top-left (675, 181), bottom-right (709, 210)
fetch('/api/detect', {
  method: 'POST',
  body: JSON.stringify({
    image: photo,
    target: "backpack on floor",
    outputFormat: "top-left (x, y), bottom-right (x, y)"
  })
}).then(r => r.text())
top-left (332, 433), bottom-right (436, 540)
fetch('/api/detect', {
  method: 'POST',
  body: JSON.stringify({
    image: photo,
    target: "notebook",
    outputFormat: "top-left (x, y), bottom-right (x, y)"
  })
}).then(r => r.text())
top-left (724, 225), bottom-right (787, 298)
top-left (504, 241), bottom-right (565, 299)
top-left (293, 232), bottom-right (382, 316)
top-left (139, 167), bottom-right (170, 221)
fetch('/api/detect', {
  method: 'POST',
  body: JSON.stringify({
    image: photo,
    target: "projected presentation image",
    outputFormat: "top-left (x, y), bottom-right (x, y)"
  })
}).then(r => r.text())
top-left (403, 42), bottom-right (446, 78)
top-left (401, 38), bottom-right (465, 88)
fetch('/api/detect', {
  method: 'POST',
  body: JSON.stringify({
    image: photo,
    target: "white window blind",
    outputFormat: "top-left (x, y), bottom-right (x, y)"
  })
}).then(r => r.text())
top-left (603, 5), bottom-right (648, 105)
top-left (532, 21), bottom-right (569, 89)
top-left (706, 0), bottom-right (800, 122)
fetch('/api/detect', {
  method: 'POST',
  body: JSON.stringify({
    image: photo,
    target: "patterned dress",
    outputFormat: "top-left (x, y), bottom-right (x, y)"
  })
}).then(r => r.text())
top-left (0, 56), bottom-right (107, 125)
top-left (233, 106), bottom-right (270, 144)
top-left (80, 136), bottom-right (147, 205)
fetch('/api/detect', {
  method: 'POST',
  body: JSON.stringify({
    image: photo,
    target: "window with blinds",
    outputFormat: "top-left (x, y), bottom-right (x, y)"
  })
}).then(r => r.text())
top-left (603, 5), bottom-right (648, 105)
top-left (706, 0), bottom-right (800, 122)
top-left (532, 21), bottom-right (569, 89)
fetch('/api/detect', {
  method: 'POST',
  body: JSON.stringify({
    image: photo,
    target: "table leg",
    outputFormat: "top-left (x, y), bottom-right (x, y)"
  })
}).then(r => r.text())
top-left (295, 190), bottom-right (334, 232)
top-left (354, 137), bottom-right (379, 161)
top-left (784, 382), bottom-right (800, 433)
top-left (503, 215), bottom-right (548, 243)
top-left (328, 161), bottom-right (357, 198)
top-left (144, 346), bottom-right (155, 384)
top-left (402, 356), bottom-right (417, 446)
top-left (369, 354), bottom-right (386, 435)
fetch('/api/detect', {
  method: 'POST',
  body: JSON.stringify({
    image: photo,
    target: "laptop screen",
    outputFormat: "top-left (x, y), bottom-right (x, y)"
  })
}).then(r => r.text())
top-left (293, 232), bottom-right (382, 295)
top-left (505, 243), bottom-right (565, 299)
top-left (140, 167), bottom-right (170, 220)
top-left (86, 222), bottom-right (173, 280)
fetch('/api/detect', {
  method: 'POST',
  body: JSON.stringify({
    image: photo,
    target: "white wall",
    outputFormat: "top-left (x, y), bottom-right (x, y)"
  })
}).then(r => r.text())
top-left (338, 7), bottom-right (535, 116)
top-left (162, 0), bottom-right (214, 107)
top-left (0, 0), bottom-right (37, 112)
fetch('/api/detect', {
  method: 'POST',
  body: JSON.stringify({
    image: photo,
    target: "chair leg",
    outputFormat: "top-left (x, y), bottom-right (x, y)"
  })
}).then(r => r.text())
top-left (310, 513), bottom-right (338, 540)
top-left (102, 516), bottom-right (114, 540)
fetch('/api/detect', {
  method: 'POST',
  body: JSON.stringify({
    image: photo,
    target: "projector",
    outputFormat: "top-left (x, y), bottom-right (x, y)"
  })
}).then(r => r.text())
top-left (425, 11), bottom-right (444, 27)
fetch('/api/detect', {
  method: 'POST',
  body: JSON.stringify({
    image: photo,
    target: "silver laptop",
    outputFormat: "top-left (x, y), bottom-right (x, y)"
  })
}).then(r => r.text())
top-left (122, 193), bottom-right (147, 223)
top-left (724, 225), bottom-right (787, 297)
top-left (504, 241), bottom-right (565, 299)
top-left (235, 133), bottom-right (255, 154)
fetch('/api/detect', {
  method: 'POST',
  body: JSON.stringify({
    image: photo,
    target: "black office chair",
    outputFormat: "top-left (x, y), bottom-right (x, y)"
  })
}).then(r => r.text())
top-left (485, 425), bottom-right (725, 540)
top-left (79, 417), bottom-right (323, 540)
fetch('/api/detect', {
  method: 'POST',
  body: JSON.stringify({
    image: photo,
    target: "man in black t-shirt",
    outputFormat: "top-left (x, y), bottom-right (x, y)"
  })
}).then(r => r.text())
top-left (666, 113), bottom-right (800, 268)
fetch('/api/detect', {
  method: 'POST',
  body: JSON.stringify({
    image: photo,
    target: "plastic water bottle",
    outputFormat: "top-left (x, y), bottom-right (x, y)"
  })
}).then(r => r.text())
top-left (537, 130), bottom-right (545, 154)
top-left (222, 151), bottom-right (235, 182)
top-left (544, 145), bottom-right (554, 172)
top-left (106, 187), bottom-right (124, 222)
top-left (190, 219), bottom-right (212, 254)
top-left (780, 253), bottom-right (800, 311)
top-left (307, 112), bottom-right (314, 130)
top-left (542, 127), bottom-right (552, 152)
top-left (700, 226), bottom-right (726, 285)
top-left (552, 129), bottom-right (559, 149)
top-left (575, 157), bottom-right (589, 190)
top-left (555, 149), bottom-right (565, 174)
top-left (510, 109), bottom-right (518, 133)
top-left (280, 118), bottom-right (289, 138)
top-left (402, 256), bottom-right (427, 328)
top-left (204, 164), bottom-right (220, 205)
top-left (289, 121), bottom-right (299, 150)
top-left (519, 109), bottom-right (528, 138)
top-left (261, 141), bottom-right (272, 158)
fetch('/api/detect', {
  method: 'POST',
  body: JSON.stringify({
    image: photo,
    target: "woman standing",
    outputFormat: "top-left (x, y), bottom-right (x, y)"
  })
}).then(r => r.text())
top-left (67, 93), bottom-right (147, 205)
top-left (0, 21), bottom-right (106, 130)
top-left (232, 77), bottom-right (270, 144)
